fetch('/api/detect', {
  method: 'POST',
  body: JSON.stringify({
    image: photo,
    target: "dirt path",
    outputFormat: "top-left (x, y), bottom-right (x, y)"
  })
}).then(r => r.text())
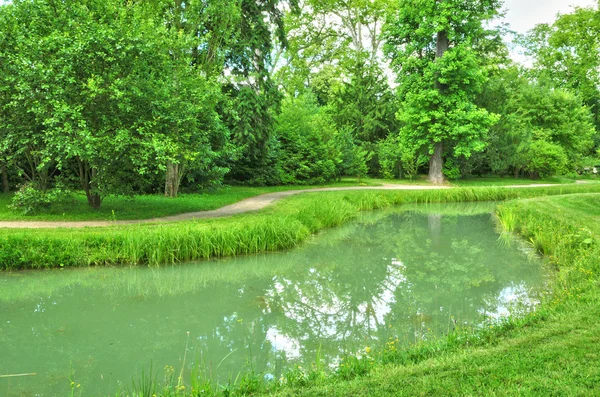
top-left (0, 183), bottom-right (572, 229)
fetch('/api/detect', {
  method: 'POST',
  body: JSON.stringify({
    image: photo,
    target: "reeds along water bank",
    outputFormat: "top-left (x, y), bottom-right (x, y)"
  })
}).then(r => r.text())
top-left (2, 184), bottom-right (600, 270)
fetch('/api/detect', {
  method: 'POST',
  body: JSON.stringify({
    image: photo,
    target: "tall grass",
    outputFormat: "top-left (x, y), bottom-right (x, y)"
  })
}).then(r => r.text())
top-left (3, 184), bottom-right (600, 270)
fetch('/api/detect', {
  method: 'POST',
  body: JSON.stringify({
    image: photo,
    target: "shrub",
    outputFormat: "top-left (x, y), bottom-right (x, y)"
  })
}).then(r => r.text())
top-left (9, 182), bottom-right (71, 215)
top-left (525, 140), bottom-right (568, 178)
top-left (378, 136), bottom-right (402, 179)
top-left (274, 93), bottom-right (339, 184)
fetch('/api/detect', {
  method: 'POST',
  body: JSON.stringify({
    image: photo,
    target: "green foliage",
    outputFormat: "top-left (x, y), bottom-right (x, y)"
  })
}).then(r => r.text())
top-left (525, 3), bottom-right (600, 135)
top-left (1, 0), bottom-right (599, 205)
top-left (400, 147), bottom-right (426, 180)
top-left (384, 0), bottom-right (503, 181)
top-left (274, 93), bottom-right (338, 184)
top-left (222, 0), bottom-right (297, 183)
top-left (330, 61), bottom-right (399, 145)
top-left (277, 0), bottom-right (398, 177)
top-left (278, 0), bottom-right (392, 97)
top-left (334, 128), bottom-right (372, 179)
top-left (9, 182), bottom-right (70, 215)
top-left (476, 67), bottom-right (596, 177)
top-left (0, 0), bottom-right (230, 204)
top-left (377, 136), bottom-right (402, 179)
top-left (524, 140), bottom-right (568, 178)
top-left (377, 136), bottom-right (426, 180)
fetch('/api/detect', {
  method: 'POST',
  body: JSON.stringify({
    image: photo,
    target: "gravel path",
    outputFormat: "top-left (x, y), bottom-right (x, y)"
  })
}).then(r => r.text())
top-left (0, 183), bottom-right (570, 229)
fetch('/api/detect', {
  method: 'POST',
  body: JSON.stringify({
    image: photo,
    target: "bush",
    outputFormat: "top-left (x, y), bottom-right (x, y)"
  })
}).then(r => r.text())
top-left (335, 127), bottom-right (372, 180)
top-left (274, 93), bottom-right (339, 184)
top-left (9, 182), bottom-right (71, 215)
top-left (525, 140), bottom-right (568, 178)
top-left (401, 148), bottom-right (427, 180)
top-left (378, 136), bottom-right (402, 179)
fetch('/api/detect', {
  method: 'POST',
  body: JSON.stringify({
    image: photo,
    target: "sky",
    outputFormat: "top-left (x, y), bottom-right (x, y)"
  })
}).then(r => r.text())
top-left (502, 0), bottom-right (597, 34)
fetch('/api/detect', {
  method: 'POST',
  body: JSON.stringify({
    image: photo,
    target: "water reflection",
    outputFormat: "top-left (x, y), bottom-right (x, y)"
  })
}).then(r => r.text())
top-left (0, 203), bottom-right (548, 396)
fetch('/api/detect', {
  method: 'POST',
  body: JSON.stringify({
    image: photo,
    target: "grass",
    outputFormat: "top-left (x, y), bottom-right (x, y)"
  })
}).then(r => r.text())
top-left (0, 175), bottom-right (584, 222)
top-left (2, 183), bottom-right (600, 271)
top-left (269, 302), bottom-right (600, 396)
top-left (449, 175), bottom-right (578, 186)
top-left (0, 178), bottom-right (383, 222)
top-left (115, 192), bottom-right (600, 397)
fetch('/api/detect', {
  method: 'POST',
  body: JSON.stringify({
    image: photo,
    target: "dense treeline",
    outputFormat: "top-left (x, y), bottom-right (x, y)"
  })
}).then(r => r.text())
top-left (0, 0), bottom-right (599, 208)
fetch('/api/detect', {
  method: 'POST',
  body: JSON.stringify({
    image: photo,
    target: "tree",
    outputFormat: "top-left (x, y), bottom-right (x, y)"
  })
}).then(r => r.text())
top-left (0, 0), bottom-right (230, 205)
top-left (278, 0), bottom-right (393, 93)
top-left (0, 0), bottom-right (61, 193)
top-left (153, 0), bottom-right (237, 197)
top-left (222, 0), bottom-right (299, 184)
top-left (274, 93), bottom-right (338, 184)
top-left (476, 67), bottom-right (595, 178)
top-left (525, 2), bottom-right (600, 140)
top-left (384, 0), bottom-right (502, 183)
top-left (331, 60), bottom-right (399, 144)
top-left (278, 0), bottom-right (398, 174)
top-left (525, 140), bottom-right (568, 178)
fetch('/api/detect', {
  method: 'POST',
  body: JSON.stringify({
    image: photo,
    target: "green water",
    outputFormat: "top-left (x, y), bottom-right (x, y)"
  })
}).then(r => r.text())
top-left (0, 203), bottom-right (549, 396)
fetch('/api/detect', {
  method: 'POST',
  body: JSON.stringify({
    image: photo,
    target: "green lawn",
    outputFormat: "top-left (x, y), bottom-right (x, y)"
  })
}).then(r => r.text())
top-left (449, 176), bottom-right (577, 186)
top-left (0, 178), bottom-right (382, 221)
top-left (0, 176), bottom-right (584, 222)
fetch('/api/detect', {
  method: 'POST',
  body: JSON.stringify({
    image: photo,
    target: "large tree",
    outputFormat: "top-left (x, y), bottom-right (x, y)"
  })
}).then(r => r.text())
top-left (150, 0), bottom-right (236, 197)
top-left (223, 0), bottom-right (299, 184)
top-left (276, 0), bottom-right (399, 175)
top-left (0, 0), bottom-right (229, 205)
top-left (385, 0), bottom-right (502, 183)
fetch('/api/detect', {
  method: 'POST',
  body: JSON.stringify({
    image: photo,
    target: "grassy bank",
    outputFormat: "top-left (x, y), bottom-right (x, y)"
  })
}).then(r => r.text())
top-left (0, 179), bottom-right (383, 222)
top-left (104, 191), bottom-right (600, 397)
top-left (2, 184), bottom-right (600, 271)
top-left (449, 175), bottom-right (578, 186)
top-left (0, 177), bottom-right (582, 222)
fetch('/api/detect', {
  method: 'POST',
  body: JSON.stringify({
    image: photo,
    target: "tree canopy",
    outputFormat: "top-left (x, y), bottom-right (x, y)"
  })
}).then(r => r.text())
top-left (1, 0), bottom-right (599, 209)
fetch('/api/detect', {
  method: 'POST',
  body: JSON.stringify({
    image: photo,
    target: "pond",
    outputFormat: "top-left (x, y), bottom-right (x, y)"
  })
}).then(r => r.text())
top-left (0, 203), bottom-right (550, 396)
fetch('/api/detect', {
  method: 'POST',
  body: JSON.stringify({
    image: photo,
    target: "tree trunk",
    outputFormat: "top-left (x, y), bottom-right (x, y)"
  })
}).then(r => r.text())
top-left (78, 159), bottom-right (102, 208)
top-left (87, 192), bottom-right (102, 208)
top-left (436, 30), bottom-right (449, 59)
top-left (428, 142), bottom-right (444, 184)
top-left (427, 30), bottom-right (450, 185)
top-left (164, 161), bottom-right (183, 198)
top-left (428, 213), bottom-right (442, 249)
top-left (1, 164), bottom-right (9, 193)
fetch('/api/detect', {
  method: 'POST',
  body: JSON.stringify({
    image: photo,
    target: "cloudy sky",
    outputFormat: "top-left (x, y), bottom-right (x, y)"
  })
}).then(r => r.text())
top-left (501, 0), bottom-right (597, 33)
